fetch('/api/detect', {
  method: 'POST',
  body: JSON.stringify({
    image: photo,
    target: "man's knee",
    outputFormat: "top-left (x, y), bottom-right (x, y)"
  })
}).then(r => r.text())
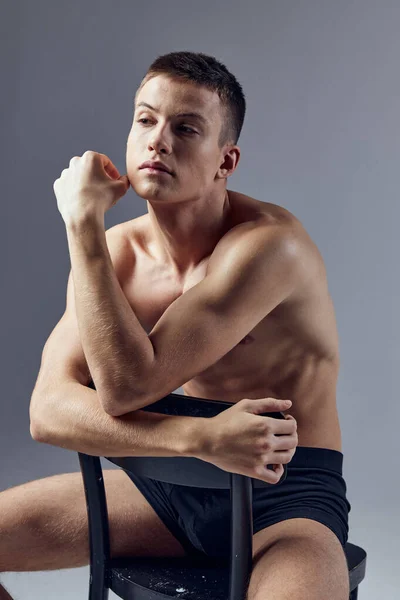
top-left (248, 519), bottom-right (349, 600)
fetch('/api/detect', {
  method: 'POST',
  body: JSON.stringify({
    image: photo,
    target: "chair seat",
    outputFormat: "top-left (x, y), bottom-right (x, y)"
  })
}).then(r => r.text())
top-left (345, 542), bottom-right (367, 590)
top-left (109, 555), bottom-right (231, 600)
top-left (109, 542), bottom-right (366, 600)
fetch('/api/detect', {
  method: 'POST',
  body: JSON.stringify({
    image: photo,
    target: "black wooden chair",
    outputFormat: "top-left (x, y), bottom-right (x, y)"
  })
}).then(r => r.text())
top-left (78, 389), bottom-right (367, 600)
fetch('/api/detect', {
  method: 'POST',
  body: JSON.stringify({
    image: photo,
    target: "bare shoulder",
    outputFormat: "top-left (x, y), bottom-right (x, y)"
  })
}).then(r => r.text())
top-left (227, 194), bottom-right (337, 357)
top-left (258, 192), bottom-right (325, 269)
top-left (219, 191), bottom-right (325, 281)
top-left (210, 192), bottom-right (329, 319)
top-left (243, 197), bottom-right (338, 355)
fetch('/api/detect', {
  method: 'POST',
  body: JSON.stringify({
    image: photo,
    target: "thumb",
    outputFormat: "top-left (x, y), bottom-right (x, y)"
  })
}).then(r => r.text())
top-left (245, 397), bottom-right (292, 414)
top-left (120, 175), bottom-right (130, 188)
top-left (114, 175), bottom-right (130, 191)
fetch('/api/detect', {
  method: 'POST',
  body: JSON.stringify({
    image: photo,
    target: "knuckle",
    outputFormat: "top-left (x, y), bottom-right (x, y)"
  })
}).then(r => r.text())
top-left (263, 420), bottom-right (273, 434)
top-left (261, 436), bottom-right (273, 451)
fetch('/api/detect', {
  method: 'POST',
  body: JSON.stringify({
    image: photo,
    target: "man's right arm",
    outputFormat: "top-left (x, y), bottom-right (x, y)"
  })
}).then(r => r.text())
top-left (30, 380), bottom-right (208, 458)
top-left (30, 226), bottom-right (209, 460)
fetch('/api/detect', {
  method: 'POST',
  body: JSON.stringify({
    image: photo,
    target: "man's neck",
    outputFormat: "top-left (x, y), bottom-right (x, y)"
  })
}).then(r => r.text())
top-left (145, 189), bottom-right (233, 277)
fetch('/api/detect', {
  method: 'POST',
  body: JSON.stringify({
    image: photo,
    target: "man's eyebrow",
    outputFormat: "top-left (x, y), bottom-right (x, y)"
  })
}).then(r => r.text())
top-left (135, 101), bottom-right (208, 124)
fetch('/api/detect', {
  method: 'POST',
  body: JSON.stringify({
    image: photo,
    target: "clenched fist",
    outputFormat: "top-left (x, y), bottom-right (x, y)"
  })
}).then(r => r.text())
top-left (198, 397), bottom-right (298, 484)
top-left (53, 150), bottom-right (130, 225)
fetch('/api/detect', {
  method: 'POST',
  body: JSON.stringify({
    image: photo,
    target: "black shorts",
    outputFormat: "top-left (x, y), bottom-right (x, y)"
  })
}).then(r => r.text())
top-left (122, 446), bottom-right (352, 559)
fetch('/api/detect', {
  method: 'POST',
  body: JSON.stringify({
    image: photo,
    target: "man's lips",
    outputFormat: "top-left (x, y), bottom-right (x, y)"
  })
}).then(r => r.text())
top-left (139, 161), bottom-right (173, 174)
top-left (142, 166), bottom-right (171, 174)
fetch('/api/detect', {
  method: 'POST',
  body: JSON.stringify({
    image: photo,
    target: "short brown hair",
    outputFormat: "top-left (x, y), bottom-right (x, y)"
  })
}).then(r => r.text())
top-left (135, 51), bottom-right (246, 148)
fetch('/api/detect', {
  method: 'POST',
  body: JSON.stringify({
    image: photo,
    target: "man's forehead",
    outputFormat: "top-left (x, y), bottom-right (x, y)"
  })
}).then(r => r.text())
top-left (135, 75), bottom-right (221, 119)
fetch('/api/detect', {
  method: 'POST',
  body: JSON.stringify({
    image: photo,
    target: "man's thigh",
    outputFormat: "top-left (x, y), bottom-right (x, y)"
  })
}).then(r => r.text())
top-left (0, 469), bottom-right (187, 572)
top-left (248, 517), bottom-right (350, 600)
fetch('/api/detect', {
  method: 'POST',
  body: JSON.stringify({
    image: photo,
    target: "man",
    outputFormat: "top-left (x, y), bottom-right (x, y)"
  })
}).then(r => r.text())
top-left (0, 51), bottom-right (351, 599)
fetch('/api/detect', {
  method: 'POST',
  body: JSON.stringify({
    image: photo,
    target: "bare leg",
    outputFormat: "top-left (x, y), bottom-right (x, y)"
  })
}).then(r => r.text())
top-left (0, 469), bottom-right (187, 586)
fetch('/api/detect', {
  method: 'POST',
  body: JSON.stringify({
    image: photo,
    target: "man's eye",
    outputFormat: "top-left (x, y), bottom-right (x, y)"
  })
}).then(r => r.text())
top-left (179, 126), bottom-right (196, 134)
top-left (137, 119), bottom-right (196, 134)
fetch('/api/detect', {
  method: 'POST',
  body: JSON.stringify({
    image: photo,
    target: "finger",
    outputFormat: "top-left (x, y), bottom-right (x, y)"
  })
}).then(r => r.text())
top-left (270, 463), bottom-right (284, 477)
top-left (263, 464), bottom-right (283, 483)
top-left (245, 398), bottom-right (292, 414)
top-left (104, 162), bottom-right (120, 179)
top-left (115, 175), bottom-right (130, 188)
top-left (272, 434), bottom-right (298, 451)
top-left (253, 468), bottom-right (279, 485)
top-left (94, 152), bottom-right (120, 179)
top-left (271, 452), bottom-right (295, 470)
top-left (268, 417), bottom-right (297, 435)
top-left (100, 153), bottom-right (119, 172)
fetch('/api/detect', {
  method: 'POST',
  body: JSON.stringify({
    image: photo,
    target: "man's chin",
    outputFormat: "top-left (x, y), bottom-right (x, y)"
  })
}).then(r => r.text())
top-left (132, 183), bottom-right (176, 202)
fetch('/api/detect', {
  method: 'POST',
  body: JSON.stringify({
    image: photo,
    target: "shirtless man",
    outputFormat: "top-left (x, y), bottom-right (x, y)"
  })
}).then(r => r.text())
top-left (0, 51), bottom-right (351, 599)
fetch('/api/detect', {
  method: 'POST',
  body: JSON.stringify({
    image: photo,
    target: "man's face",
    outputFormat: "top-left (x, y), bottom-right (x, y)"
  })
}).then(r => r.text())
top-left (126, 74), bottom-right (228, 202)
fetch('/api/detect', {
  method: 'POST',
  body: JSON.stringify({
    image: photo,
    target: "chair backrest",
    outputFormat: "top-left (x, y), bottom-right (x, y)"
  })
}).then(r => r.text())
top-left (80, 384), bottom-right (368, 599)
top-left (82, 382), bottom-right (288, 599)
top-left (87, 380), bottom-right (288, 490)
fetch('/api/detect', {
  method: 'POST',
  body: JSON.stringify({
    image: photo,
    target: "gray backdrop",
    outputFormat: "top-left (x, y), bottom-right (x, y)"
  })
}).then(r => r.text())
top-left (1, 1), bottom-right (398, 598)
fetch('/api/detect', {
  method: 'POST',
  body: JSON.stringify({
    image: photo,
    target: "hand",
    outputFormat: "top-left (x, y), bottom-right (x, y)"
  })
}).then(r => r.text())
top-left (53, 150), bottom-right (130, 225)
top-left (200, 397), bottom-right (298, 484)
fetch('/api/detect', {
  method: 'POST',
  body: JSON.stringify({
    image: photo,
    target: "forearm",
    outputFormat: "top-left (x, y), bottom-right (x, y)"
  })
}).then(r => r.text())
top-left (33, 382), bottom-right (208, 458)
top-left (65, 217), bottom-right (154, 414)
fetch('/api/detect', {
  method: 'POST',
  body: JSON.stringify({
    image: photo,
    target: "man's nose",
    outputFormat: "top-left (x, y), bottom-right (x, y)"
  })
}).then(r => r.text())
top-left (148, 129), bottom-right (172, 154)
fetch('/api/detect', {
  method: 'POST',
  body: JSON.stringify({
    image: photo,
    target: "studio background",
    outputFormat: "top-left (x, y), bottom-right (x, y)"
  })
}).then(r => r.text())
top-left (1, 1), bottom-right (398, 598)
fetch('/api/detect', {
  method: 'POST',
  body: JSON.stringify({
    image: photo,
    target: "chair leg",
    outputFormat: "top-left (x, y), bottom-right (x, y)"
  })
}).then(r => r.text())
top-left (78, 453), bottom-right (111, 600)
top-left (349, 586), bottom-right (358, 600)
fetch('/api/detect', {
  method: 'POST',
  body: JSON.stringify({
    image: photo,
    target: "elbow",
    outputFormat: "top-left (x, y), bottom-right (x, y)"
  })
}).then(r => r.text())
top-left (29, 395), bottom-right (44, 442)
top-left (98, 387), bottom-right (134, 417)
top-left (29, 407), bottom-right (49, 443)
top-left (29, 389), bottom-right (53, 443)
top-left (102, 400), bottom-right (127, 417)
top-left (101, 387), bottom-right (153, 417)
top-left (96, 370), bottom-right (156, 416)
top-left (30, 420), bottom-right (46, 442)
top-left (104, 406), bottom-right (130, 417)
top-left (102, 397), bottom-right (140, 417)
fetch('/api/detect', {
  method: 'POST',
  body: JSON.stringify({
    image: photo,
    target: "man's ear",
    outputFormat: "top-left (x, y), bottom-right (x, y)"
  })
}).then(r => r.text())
top-left (217, 146), bottom-right (241, 178)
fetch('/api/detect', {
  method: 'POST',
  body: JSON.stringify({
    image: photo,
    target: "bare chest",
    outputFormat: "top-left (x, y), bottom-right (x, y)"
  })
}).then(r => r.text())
top-left (121, 247), bottom-right (338, 400)
top-left (118, 209), bottom-right (342, 450)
